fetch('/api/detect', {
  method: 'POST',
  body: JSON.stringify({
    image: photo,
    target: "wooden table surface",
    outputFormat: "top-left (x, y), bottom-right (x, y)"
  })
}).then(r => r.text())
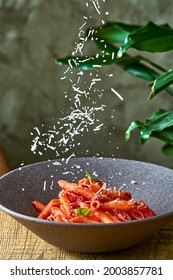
top-left (1, 210), bottom-right (173, 260)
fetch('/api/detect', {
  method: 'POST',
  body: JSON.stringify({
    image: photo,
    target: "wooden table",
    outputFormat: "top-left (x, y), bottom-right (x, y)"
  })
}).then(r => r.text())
top-left (1, 210), bottom-right (173, 260)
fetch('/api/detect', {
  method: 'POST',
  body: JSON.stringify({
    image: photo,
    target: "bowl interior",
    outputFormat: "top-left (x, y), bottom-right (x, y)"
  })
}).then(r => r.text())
top-left (0, 157), bottom-right (173, 219)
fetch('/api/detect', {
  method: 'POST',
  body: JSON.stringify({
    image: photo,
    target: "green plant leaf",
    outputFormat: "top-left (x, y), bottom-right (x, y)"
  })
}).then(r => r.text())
top-left (149, 69), bottom-right (173, 99)
top-left (125, 121), bottom-right (143, 141)
top-left (94, 40), bottom-right (173, 97)
top-left (94, 39), bottom-right (164, 81)
top-left (162, 143), bottom-right (173, 156)
top-left (56, 53), bottom-right (160, 80)
top-left (152, 126), bottom-right (173, 145)
top-left (117, 21), bottom-right (173, 57)
top-left (56, 55), bottom-right (115, 69)
top-left (88, 22), bottom-right (141, 43)
top-left (56, 50), bottom-right (173, 96)
top-left (56, 20), bottom-right (173, 159)
top-left (56, 21), bottom-right (173, 94)
top-left (125, 109), bottom-right (173, 144)
top-left (56, 33), bottom-right (163, 81)
top-left (56, 23), bottom-right (173, 91)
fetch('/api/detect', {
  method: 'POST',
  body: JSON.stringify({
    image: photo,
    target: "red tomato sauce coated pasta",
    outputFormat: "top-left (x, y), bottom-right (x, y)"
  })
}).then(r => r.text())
top-left (32, 175), bottom-right (156, 223)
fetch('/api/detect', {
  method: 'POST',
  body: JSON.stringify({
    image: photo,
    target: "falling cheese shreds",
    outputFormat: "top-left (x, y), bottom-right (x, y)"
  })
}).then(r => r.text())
top-left (52, 162), bottom-right (61, 166)
top-left (93, 65), bottom-right (102, 68)
top-left (111, 88), bottom-right (124, 101)
top-left (49, 181), bottom-right (54, 190)
top-left (65, 153), bottom-right (75, 164)
top-left (91, 0), bottom-right (101, 14)
top-left (131, 180), bottom-right (137, 184)
top-left (93, 123), bottom-right (104, 131)
top-left (43, 181), bottom-right (47, 191)
top-left (30, 0), bottom-right (122, 159)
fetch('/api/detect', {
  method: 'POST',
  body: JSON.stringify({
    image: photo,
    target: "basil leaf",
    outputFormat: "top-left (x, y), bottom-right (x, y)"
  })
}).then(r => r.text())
top-left (86, 171), bottom-right (95, 181)
top-left (74, 208), bottom-right (91, 217)
top-left (86, 171), bottom-right (102, 182)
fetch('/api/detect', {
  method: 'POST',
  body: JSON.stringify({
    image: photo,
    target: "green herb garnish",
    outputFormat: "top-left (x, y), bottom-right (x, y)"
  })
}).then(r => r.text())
top-left (86, 171), bottom-right (101, 182)
top-left (74, 208), bottom-right (91, 217)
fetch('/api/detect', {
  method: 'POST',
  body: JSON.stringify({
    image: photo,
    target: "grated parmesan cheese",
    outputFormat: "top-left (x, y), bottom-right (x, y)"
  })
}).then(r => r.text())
top-left (30, 0), bottom-right (121, 160)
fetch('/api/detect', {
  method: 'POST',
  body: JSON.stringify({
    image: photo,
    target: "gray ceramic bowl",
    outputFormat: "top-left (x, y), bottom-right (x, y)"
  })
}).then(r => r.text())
top-left (0, 157), bottom-right (173, 253)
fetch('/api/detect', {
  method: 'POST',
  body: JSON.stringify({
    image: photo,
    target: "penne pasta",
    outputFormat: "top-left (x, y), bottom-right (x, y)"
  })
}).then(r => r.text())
top-left (32, 172), bottom-right (156, 224)
top-left (79, 202), bottom-right (90, 209)
top-left (101, 199), bottom-right (137, 212)
top-left (106, 212), bottom-right (121, 223)
top-left (89, 183), bottom-right (102, 193)
top-left (116, 211), bottom-right (131, 222)
top-left (32, 201), bottom-right (46, 213)
top-left (93, 210), bottom-right (115, 223)
top-left (69, 216), bottom-right (100, 224)
top-left (130, 209), bottom-right (144, 220)
top-left (59, 192), bottom-right (73, 218)
top-left (94, 189), bottom-right (132, 202)
top-left (58, 180), bottom-right (95, 200)
top-left (90, 200), bottom-right (100, 210)
top-left (37, 199), bottom-right (60, 219)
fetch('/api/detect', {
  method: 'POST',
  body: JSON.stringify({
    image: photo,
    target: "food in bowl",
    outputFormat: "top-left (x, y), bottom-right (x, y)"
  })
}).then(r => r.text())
top-left (32, 171), bottom-right (156, 223)
top-left (1, 157), bottom-right (173, 252)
